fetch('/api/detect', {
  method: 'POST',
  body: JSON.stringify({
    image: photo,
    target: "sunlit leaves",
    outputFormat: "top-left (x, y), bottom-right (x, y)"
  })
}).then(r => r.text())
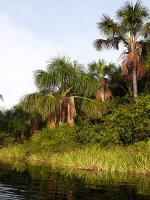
top-left (94, 1), bottom-right (150, 97)
top-left (20, 92), bottom-right (58, 119)
top-left (81, 99), bottom-right (109, 119)
top-left (116, 0), bottom-right (149, 34)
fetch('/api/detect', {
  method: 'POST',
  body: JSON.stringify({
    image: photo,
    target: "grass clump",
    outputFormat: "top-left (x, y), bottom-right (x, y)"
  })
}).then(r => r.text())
top-left (50, 143), bottom-right (150, 174)
top-left (1, 139), bottom-right (150, 175)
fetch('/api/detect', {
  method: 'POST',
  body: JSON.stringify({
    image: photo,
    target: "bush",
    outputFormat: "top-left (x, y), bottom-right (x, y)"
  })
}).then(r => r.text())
top-left (0, 132), bottom-right (15, 148)
top-left (101, 95), bottom-right (150, 145)
top-left (74, 121), bottom-right (120, 146)
top-left (26, 125), bottom-right (78, 153)
top-left (76, 95), bottom-right (150, 146)
top-left (28, 94), bottom-right (150, 149)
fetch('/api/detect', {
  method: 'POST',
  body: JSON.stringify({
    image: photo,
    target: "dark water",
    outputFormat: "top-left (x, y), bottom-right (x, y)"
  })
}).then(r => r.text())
top-left (0, 163), bottom-right (150, 200)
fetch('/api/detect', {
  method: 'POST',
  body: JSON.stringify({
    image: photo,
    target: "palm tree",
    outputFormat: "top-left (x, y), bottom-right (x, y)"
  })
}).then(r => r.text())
top-left (88, 59), bottom-right (115, 101)
top-left (21, 56), bottom-right (91, 128)
top-left (21, 92), bottom-right (57, 128)
top-left (94, 0), bottom-right (150, 97)
top-left (21, 56), bottom-right (116, 126)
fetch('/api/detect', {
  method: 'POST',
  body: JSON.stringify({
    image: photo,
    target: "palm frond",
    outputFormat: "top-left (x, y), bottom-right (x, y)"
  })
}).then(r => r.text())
top-left (97, 15), bottom-right (121, 37)
top-left (116, 0), bottom-right (149, 34)
top-left (20, 92), bottom-right (58, 117)
top-left (81, 99), bottom-right (109, 119)
top-left (73, 72), bottom-right (98, 97)
top-left (88, 60), bottom-right (105, 76)
top-left (142, 22), bottom-right (150, 38)
top-left (38, 93), bottom-right (58, 118)
top-left (48, 56), bottom-right (76, 91)
top-left (34, 70), bottom-right (54, 91)
top-left (94, 39), bottom-right (115, 51)
top-left (20, 92), bottom-right (42, 111)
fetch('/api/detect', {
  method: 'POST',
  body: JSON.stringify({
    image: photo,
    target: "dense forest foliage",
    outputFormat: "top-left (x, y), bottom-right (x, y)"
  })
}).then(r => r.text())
top-left (0, 0), bottom-right (150, 149)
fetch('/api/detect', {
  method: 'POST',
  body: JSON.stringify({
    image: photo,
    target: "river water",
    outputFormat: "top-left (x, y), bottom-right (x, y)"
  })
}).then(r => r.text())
top-left (0, 162), bottom-right (150, 200)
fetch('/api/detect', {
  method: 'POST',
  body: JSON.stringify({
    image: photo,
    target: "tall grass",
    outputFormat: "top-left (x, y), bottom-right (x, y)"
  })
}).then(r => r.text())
top-left (49, 143), bottom-right (150, 174)
top-left (1, 139), bottom-right (150, 175)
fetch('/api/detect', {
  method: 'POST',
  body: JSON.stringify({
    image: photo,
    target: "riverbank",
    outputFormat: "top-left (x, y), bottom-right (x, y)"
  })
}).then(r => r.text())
top-left (0, 138), bottom-right (150, 175)
top-left (0, 95), bottom-right (150, 175)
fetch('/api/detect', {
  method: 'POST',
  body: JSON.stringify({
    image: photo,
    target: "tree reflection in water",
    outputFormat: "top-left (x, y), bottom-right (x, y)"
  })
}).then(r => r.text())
top-left (0, 162), bottom-right (150, 200)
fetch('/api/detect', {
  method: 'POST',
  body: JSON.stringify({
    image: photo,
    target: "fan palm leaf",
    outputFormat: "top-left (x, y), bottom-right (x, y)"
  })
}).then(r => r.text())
top-left (94, 0), bottom-right (150, 97)
top-left (98, 15), bottom-right (122, 37)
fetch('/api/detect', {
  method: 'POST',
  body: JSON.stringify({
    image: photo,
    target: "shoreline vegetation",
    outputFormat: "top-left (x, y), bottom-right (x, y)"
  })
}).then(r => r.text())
top-left (1, 137), bottom-right (150, 175)
top-left (0, 94), bottom-right (150, 176)
top-left (1, 94), bottom-right (150, 176)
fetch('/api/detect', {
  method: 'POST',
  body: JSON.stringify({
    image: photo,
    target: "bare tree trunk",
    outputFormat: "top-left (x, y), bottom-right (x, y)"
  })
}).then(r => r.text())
top-left (96, 88), bottom-right (112, 101)
top-left (48, 112), bottom-right (56, 129)
top-left (20, 133), bottom-right (25, 143)
top-left (61, 110), bottom-right (66, 124)
top-left (30, 119), bottom-right (38, 135)
top-left (67, 96), bottom-right (76, 126)
top-left (133, 67), bottom-right (138, 97)
top-left (59, 100), bottom-right (62, 125)
top-left (101, 86), bottom-right (105, 102)
top-left (67, 190), bottom-right (73, 200)
top-left (96, 88), bottom-right (105, 101)
top-left (67, 103), bottom-right (71, 124)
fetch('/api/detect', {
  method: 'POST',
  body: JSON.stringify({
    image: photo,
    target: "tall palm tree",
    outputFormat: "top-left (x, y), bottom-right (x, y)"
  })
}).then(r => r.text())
top-left (94, 0), bottom-right (150, 97)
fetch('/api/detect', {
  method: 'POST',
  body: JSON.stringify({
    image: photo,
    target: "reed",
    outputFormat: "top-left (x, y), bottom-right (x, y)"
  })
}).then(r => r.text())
top-left (1, 141), bottom-right (150, 175)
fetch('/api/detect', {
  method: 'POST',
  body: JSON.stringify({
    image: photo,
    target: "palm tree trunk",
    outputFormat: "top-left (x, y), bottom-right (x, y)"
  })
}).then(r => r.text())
top-left (67, 96), bottom-right (76, 126)
top-left (133, 67), bottom-right (138, 97)
top-left (48, 112), bottom-right (56, 128)
top-left (59, 100), bottom-right (62, 125)
top-left (101, 86), bottom-right (105, 101)
top-left (20, 133), bottom-right (25, 143)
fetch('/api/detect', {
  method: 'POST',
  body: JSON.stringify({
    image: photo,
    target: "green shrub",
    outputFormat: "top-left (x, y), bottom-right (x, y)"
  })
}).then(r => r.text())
top-left (26, 125), bottom-right (78, 153)
top-left (0, 132), bottom-right (15, 148)
top-left (74, 123), bottom-right (120, 146)
top-left (101, 95), bottom-right (150, 145)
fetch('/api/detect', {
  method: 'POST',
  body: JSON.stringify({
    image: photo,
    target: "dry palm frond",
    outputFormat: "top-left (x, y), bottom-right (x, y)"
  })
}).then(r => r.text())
top-left (121, 60), bottom-right (129, 76)
top-left (137, 61), bottom-right (145, 79)
top-left (127, 51), bottom-right (138, 66)
top-left (121, 50), bottom-right (145, 80)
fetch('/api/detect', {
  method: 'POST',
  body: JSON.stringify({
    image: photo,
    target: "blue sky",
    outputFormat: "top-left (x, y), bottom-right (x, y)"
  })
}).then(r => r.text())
top-left (0, 0), bottom-right (150, 108)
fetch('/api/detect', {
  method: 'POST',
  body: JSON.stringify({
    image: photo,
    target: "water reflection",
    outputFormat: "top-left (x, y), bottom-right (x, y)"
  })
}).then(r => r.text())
top-left (0, 162), bottom-right (150, 200)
